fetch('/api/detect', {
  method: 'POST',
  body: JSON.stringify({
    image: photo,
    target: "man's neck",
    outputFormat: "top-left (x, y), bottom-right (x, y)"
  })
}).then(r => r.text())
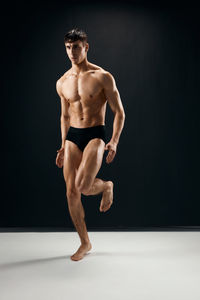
top-left (71, 58), bottom-right (90, 75)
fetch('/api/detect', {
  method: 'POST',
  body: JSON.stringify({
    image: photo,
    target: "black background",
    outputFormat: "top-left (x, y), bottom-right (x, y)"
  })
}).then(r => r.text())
top-left (1, 0), bottom-right (200, 229)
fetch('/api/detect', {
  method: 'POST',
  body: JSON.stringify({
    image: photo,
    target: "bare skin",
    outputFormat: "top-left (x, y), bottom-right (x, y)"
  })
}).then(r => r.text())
top-left (55, 39), bottom-right (125, 261)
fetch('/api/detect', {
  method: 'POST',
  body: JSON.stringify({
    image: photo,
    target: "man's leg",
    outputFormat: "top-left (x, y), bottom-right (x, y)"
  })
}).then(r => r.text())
top-left (75, 138), bottom-right (114, 212)
top-left (63, 140), bottom-right (92, 261)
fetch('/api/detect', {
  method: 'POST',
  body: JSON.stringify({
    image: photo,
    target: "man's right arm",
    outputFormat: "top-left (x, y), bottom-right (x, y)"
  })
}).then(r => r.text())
top-left (56, 80), bottom-right (70, 148)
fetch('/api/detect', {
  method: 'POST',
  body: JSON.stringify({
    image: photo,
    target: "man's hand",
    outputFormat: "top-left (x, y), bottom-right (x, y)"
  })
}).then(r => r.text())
top-left (104, 141), bottom-right (117, 164)
top-left (55, 147), bottom-right (65, 168)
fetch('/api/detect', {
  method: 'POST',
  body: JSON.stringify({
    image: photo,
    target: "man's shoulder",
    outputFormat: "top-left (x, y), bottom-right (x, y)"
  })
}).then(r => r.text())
top-left (91, 64), bottom-right (109, 75)
top-left (57, 69), bottom-right (71, 84)
top-left (90, 64), bottom-right (113, 82)
top-left (95, 68), bottom-right (114, 87)
top-left (56, 69), bottom-right (71, 96)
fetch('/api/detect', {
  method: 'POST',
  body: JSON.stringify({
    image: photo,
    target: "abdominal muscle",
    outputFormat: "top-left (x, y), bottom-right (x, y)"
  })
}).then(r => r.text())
top-left (69, 113), bottom-right (105, 128)
top-left (69, 100), bottom-right (107, 128)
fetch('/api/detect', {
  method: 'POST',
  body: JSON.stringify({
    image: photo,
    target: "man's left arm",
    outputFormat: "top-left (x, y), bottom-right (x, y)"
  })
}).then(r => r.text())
top-left (102, 72), bottom-right (126, 164)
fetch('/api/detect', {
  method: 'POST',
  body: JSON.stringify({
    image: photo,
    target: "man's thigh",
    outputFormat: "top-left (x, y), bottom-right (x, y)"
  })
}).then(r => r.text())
top-left (63, 140), bottom-right (83, 194)
top-left (75, 138), bottom-right (105, 191)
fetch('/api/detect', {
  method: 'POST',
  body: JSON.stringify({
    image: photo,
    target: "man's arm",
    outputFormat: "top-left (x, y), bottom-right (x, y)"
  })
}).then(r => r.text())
top-left (56, 79), bottom-right (70, 148)
top-left (102, 72), bottom-right (125, 145)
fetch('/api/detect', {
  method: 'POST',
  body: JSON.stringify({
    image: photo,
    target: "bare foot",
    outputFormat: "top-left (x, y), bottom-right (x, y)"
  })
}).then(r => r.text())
top-left (70, 242), bottom-right (92, 261)
top-left (99, 181), bottom-right (113, 212)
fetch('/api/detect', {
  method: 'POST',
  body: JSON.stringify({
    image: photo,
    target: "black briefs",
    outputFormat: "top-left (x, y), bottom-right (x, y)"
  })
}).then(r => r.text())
top-left (66, 125), bottom-right (106, 152)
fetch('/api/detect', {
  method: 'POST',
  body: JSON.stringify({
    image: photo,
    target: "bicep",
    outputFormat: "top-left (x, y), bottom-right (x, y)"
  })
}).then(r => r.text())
top-left (103, 73), bottom-right (125, 115)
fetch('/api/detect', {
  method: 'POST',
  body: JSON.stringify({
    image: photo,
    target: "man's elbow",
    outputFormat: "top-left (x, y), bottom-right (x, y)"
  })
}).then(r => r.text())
top-left (60, 115), bottom-right (70, 122)
top-left (115, 110), bottom-right (125, 119)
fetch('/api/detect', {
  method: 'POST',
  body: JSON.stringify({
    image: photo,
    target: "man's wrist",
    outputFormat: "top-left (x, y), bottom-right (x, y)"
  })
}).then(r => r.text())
top-left (110, 139), bottom-right (118, 145)
top-left (61, 139), bottom-right (66, 148)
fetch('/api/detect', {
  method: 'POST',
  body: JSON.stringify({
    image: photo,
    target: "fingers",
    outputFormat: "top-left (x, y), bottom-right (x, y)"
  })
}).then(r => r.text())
top-left (56, 161), bottom-right (63, 168)
top-left (55, 158), bottom-right (61, 168)
top-left (57, 148), bottom-right (64, 153)
top-left (106, 150), bottom-right (116, 163)
top-left (55, 147), bottom-right (65, 168)
top-left (55, 153), bottom-right (64, 168)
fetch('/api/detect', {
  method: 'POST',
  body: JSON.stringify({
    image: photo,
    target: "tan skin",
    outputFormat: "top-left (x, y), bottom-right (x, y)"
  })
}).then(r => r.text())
top-left (55, 40), bottom-right (125, 261)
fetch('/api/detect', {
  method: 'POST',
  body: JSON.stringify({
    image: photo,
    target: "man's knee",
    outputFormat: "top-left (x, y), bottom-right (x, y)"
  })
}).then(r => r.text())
top-left (66, 187), bottom-right (80, 205)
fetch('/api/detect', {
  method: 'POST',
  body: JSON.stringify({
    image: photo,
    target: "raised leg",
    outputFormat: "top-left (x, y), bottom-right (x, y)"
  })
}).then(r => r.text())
top-left (75, 138), bottom-right (114, 212)
top-left (75, 138), bottom-right (106, 193)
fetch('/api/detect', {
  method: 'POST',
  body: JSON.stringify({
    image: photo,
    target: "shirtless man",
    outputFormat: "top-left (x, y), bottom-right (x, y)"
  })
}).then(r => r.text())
top-left (55, 28), bottom-right (125, 261)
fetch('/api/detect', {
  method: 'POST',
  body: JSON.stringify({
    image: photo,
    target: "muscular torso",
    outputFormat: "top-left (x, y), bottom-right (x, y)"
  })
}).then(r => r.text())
top-left (58, 63), bottom-right (107, 128)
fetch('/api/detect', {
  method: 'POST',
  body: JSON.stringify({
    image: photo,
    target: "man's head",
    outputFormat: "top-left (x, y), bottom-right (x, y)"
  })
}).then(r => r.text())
top-left (64, 28), bottom-right (89, 64)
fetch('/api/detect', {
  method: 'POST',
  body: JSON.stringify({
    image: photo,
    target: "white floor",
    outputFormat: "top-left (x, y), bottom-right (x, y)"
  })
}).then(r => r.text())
top-left (0, 231), bottom-right (200, 300)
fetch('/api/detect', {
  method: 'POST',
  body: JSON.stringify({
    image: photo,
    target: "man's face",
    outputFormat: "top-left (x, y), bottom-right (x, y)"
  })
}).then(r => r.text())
top-left (65, 40), bottom-right (88, 64)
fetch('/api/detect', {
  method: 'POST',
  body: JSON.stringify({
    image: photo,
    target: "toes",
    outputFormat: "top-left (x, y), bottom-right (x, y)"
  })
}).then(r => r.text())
top-left (71, 256), bottom-right (83, 261)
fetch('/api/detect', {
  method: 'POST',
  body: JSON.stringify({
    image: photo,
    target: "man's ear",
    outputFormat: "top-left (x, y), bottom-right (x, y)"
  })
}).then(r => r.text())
top-left (85, 42), bottom-right (89, 52)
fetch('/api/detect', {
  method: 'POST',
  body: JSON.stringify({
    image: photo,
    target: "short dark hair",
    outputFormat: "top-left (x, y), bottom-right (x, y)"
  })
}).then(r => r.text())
top-left (64, 28), bottom-right (88, 45)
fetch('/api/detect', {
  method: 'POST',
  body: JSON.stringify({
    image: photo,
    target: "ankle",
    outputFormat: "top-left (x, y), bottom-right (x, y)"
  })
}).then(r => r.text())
top-left (81, 239), bottom-right (91, 245)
